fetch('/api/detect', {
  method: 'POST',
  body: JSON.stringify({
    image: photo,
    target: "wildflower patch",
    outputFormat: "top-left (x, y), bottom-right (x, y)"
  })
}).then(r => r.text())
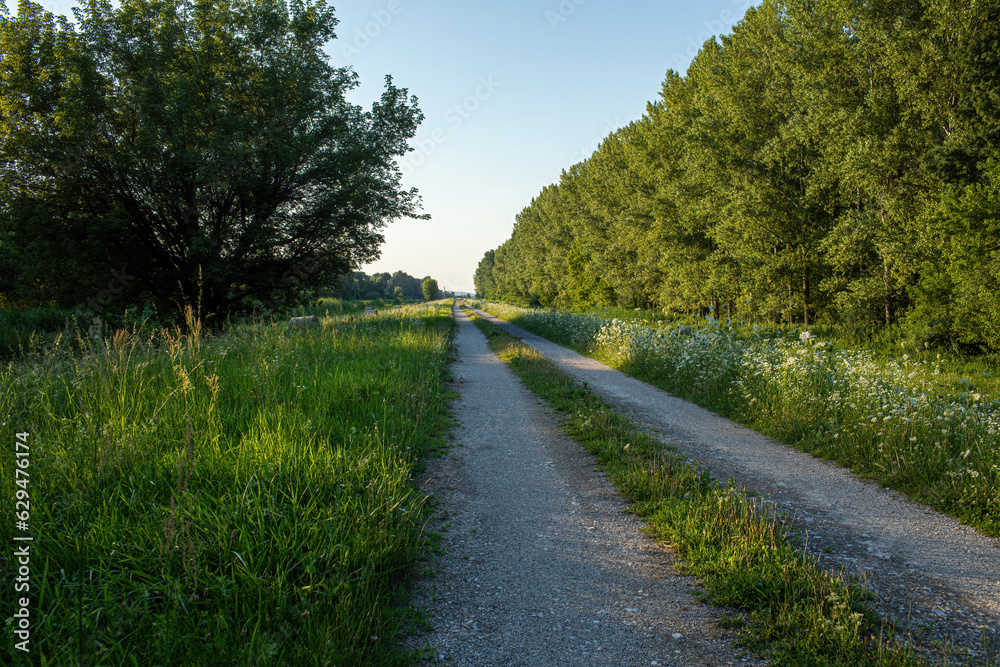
top-left (475, 302), bottom-right (1000, 537)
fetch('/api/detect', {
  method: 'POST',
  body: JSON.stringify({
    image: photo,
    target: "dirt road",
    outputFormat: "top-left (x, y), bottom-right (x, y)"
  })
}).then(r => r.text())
top-left (407, 305), bottom-right (765, 665)
top-left (463, 304), bottom-right (999, 663)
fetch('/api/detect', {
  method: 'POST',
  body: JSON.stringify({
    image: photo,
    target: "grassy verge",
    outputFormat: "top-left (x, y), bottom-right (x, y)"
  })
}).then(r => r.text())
top-left (294, 298), bottom-right (423, 318)
top-left (0, 300), bottom-right (423, 363)
top-left (1, 303), bottom-right (455, 665)
top-left (473, 302), bottom-right (1000, 538)
top-left (0, 307), bottom-right (133, 363)
top-left (462, 306), bottom-right (923, 666)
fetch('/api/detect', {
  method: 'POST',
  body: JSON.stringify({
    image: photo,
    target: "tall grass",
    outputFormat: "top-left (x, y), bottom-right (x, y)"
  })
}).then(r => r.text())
top-left (294, 298), bottom-right (419, 318)
top-left (0, 300), bottom-right (422, 363)
top-left (473, 302), bottom-right (1000, 537)
top-left (1, 303), bottom-right (454, 665)
top-left (0, 308), bottom-right (92, 362)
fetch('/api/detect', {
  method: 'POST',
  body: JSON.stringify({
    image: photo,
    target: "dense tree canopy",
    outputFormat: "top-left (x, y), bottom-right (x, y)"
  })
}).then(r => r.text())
top-left (421, 277), bottom-right (438, 301)
top-left (334, 269), bottom-right (426, 301)
top-left (480, 0), bottom-right (1000, 350)
top-left (0, 0), bottom-right (425, 320)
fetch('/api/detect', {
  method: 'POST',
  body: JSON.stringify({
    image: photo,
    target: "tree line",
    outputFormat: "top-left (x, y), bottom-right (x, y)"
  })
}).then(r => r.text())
top-left (476, 0), bottom-right (1000, 351)
top-left (333, 270), bottom-right (438, 301)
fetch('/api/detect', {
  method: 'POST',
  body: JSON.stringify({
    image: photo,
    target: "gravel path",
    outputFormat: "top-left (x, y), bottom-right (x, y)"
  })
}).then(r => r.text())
top-left (464, 305), bottom-right (1000, 664)
top-left (406, 305), bottom-right (766, 665)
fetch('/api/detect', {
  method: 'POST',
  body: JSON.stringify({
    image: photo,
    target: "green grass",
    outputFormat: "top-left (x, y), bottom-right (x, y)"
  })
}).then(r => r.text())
top-left (479, 303), bottom-right (1000, 393)
top-left (293, 298), bottom-right (422, 318)
top-left (473, 302), bottom-right (1000, 538)
top-left (462, 306), bottom-right (924, 666)
top-left (1, 303), bottom-right (455, 665)
top-left (0, 307), bottom-right (104, 362)
top-left (0, 300), bottom-right (424, 364)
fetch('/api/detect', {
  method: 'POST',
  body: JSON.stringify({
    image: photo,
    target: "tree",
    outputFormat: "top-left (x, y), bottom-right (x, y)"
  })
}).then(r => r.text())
top-left (421, 277), bottom-right (438, 301)
top-left (387, 270), bottom-right (423, 299)
top-left (680, 1), bottom-right (841, 326)
top-left (906, 1), bottom-right (1000, 349)
top-left (332, 269), bottom-right (422, 300)
top-left (473, 249), bottom-right (496, 299)
top-left (481, 0), bottom-right (1000, 345)
top-left (0, 0), bottom-right (426, 321)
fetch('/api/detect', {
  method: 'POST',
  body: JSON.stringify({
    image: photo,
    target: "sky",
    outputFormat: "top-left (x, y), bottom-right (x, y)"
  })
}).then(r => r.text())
top-left (34, 0), bottom-right (758, 294)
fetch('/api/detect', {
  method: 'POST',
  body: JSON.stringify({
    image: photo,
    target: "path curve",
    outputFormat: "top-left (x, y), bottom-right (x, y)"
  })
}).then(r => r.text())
top-left (407, 305), bottom-right (766, 665)
top-left (465, 304), bottom-right (1000, 662)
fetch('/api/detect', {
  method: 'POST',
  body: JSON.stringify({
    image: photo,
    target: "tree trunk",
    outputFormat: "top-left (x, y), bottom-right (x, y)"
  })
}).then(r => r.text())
top-left (788, 280), bottom-right (794, 325)
top-left (803, 272), bottom-right (810, 326)
top-left (880, 209), bottom-right (893, 327)
top-left (884, 262), bottom-right (893, 326)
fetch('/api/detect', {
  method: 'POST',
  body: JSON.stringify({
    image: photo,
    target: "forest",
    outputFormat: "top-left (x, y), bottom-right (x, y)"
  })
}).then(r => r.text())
top-left (333, 270), bottom-right (432, 301)
top-left (475, 0), bottom-right (1000, 352)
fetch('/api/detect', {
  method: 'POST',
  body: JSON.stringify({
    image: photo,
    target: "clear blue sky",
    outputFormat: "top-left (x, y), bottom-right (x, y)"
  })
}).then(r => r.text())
top-left (35, 0), bottom-right (757, 294)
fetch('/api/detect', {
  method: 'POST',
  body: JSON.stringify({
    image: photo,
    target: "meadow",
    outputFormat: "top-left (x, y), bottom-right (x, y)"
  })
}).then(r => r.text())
top-left (0, 298), bottom-right (418, 362)
top-left (1, 303), bottom-right (455, 665)
top-left (472, 302), bottom-right (1000, 538)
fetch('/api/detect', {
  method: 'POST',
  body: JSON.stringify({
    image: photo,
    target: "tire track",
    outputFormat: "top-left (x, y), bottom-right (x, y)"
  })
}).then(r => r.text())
top-left (406, 305), bottom-right (765, 666)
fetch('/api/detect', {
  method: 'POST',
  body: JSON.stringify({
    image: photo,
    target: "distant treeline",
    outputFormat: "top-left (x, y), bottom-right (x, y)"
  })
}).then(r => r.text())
top-left (476, 0), bottom-right (1000, 351)
top-left (333, 270), bottom-right (434, 301)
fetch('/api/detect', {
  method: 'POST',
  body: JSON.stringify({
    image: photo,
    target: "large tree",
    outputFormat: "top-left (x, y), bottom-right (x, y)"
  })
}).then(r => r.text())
top-left (420, 277), bottom-right (438, 301)
top-left (0, 0), bottom-right (425, 320)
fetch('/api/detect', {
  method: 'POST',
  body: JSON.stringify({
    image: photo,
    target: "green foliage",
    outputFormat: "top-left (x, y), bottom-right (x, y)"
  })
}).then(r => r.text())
top-left (0, 303), bottom-right (164, 361)
top-left (479, 0), bottom-right (1000, 349)
top-left (473, 249), bottom-right (497, 300)
top-left (0, 303), bottom-right (456, 664)
top-left (292, 297), bottom-right (412, 318)
top-left (908, 156), bottom-right (1000, 351)
top-left (0, 305), bottom-right (78, 359)
top-left (421, 277), bottom-right (438, 301)
top-left (335, 270), bottom-right (427, 302)
top-left (0, 0), bottom-right (425, 321)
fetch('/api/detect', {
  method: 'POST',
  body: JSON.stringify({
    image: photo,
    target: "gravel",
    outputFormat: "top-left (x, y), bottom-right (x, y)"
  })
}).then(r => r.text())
top-left (466, 305), bottom-right (1000, 665)
top-left (404, 305), bottom-right (767, 665)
